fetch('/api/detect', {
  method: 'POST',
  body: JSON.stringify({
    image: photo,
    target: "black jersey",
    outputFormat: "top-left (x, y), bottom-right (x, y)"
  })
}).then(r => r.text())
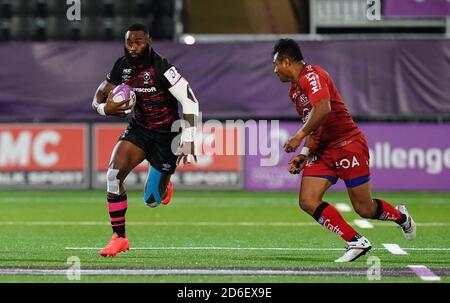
top-left (106, 49), bottom-right (181, 130)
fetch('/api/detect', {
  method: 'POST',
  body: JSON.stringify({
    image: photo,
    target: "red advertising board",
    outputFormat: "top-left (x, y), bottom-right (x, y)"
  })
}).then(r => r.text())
top-left (0, 124), bottom-right (88, 188)
top-left (93, 123), bottom-right (243, 189)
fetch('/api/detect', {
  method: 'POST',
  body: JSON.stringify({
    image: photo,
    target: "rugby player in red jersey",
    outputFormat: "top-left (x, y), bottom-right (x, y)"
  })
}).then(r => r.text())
top-left (92, 24), bottom-right (199, 257)
top-left (272, 39), bottom-right (416, 262)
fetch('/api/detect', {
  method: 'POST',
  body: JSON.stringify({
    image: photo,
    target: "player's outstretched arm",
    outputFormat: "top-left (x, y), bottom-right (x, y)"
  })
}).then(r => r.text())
top-left (92, 80), bottom-right (132, 117)
top-left (168, 77), bottom-right (200, 165)
top-left (284, 99), bottom-right (331, 153)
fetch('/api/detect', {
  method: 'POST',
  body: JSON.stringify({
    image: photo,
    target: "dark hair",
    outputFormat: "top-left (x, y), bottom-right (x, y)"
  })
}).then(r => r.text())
top-left (127, 23), bottom-right (149, 35)
top-left (272, 38), bottom-right (303, 62)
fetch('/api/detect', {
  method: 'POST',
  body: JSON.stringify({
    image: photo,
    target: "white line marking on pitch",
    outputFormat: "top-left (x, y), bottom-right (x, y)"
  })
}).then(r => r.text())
top-left (64, 246), bottom-right (450, 252)
top-left (383, 243), bottom-right (408, 255)
top-left (373, 222), bottom-right (448, 227)
top-left (403, 248), bottom-right (450, 251)
top-left (65, 246), bottom-right (345, 251)
top-left (353, 219), bottom-right (374, 229)
top-left (0, 221), bottom-right (447, 227)
top-left (408, 265), bottom-right (441, 281)
top-left (0, 268), bottom-right (367, 277)
top-left (335, 203), bottom-right (352, 212)
top-left (1, 221), bottom-right (319, 227)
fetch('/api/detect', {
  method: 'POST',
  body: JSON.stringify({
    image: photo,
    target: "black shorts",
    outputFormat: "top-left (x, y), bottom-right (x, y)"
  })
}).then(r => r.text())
top-left (119, 123), bottom-right (180, 174)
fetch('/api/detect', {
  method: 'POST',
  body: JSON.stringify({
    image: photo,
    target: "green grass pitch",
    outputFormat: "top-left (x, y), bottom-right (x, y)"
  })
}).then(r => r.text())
top-left (0, 190), bottom-right (449, 283)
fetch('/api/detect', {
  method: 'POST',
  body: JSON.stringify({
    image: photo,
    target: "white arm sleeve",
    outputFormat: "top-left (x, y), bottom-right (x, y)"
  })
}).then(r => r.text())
top-left (168, 77), bottom-right (199, 116)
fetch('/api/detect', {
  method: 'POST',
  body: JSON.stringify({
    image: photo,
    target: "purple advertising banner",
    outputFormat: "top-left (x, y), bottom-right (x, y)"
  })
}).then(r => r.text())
top-left (0, 40), bottom-right (449, 122)
top-left (384, 0), bottom-right (450, 17)
top-left (245, 122), bottom-right (450, 191)
top-left (245, 122), bottom-right (303, 191)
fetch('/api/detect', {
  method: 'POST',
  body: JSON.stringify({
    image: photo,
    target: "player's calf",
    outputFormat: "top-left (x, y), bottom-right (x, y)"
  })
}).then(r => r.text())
top-left (145, 190), bottom-right (168, 208)
top-left (311, 201), bottom-right (371, 262)
top-left (105, 168), bottom-right (128, 237)
top-left (106, 193), bottom-right (128, 237)
top-left (365, 198), bottom-right (416, 240)
top-left (312, 202), bottom-right (360, 241)
top-left (371, 198), bottom-right (406, 224)
top-left (353, 203), bottom-right (376, 218)
top-left (145, 183), bottom-right (173, 207)
top-left (144, 166), bottom-right (173, 207)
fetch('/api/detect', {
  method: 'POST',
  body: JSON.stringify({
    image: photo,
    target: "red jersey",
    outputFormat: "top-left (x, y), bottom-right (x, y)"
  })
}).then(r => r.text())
top-left (289, 64), bottom-right (361, 151)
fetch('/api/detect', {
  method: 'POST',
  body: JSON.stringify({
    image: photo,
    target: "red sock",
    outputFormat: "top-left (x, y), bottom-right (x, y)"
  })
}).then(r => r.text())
top-left (312, 202), bottom-right (358, 241)
top-left (107, 193), bottom-right (128, 238)
top-left (373, 199), bottom-right (405, 223)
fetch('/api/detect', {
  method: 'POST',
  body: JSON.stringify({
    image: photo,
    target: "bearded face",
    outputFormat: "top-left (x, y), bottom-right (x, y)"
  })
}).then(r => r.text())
top-left (124, 30), bottom-right (151, 65)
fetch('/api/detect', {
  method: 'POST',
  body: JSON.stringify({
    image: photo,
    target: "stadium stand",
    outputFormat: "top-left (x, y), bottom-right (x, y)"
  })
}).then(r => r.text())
top-left (309, 0), bottom-right (449, 34)
top-left (0, 0), bottom-right (178, 41)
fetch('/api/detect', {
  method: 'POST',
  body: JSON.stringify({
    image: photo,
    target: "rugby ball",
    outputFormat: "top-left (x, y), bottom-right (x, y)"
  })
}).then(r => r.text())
top-left (111, 84), bottom-right (136, 109)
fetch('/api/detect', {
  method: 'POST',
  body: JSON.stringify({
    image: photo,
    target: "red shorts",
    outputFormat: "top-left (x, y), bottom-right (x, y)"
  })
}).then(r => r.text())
top-left (303, 134), bottom-right (371, 188)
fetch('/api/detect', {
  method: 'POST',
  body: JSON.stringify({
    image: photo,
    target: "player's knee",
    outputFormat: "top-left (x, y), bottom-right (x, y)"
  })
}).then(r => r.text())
top-left (298, 197), bottom-right (316, 215)
top-left (353, 204), bottom-right (373, 218)
top-left (106, 168), bottom-right (123, 195)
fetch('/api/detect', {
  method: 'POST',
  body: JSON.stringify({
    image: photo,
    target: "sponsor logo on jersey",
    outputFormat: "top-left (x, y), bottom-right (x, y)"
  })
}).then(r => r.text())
top-left (133, 87), bottom-right (157, 93)
top-left (322, 219), bottom-right (344, 237)
top-left (164, 66), bottom-right (181, 86)
top-left (380, 211), bottom-right (398, 221)
top-left (123, 69), bottom-right (131, 74)
top-left (143, 71), bottom-right (151, 84)
top-left (334, 156), bottom-right (361, 169)
top-left (305, 72), bottom-right (321, 94)
top-left (300, 94), bottom-right (309, 106)
top-left (292, 88), bottom-right (312, 123)
top-left (318, 216), bottom-right (325, 224)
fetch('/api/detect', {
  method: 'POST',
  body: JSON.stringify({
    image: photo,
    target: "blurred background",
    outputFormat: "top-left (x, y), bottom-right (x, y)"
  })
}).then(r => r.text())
top-left (0, 0), bottom-right (449, 192)
top-left (1, 0), bottom-right (449, 40)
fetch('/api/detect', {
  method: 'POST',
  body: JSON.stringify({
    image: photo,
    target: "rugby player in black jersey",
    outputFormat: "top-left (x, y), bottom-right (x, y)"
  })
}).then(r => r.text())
top-left (92, 24), bottom-right (199, 257)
